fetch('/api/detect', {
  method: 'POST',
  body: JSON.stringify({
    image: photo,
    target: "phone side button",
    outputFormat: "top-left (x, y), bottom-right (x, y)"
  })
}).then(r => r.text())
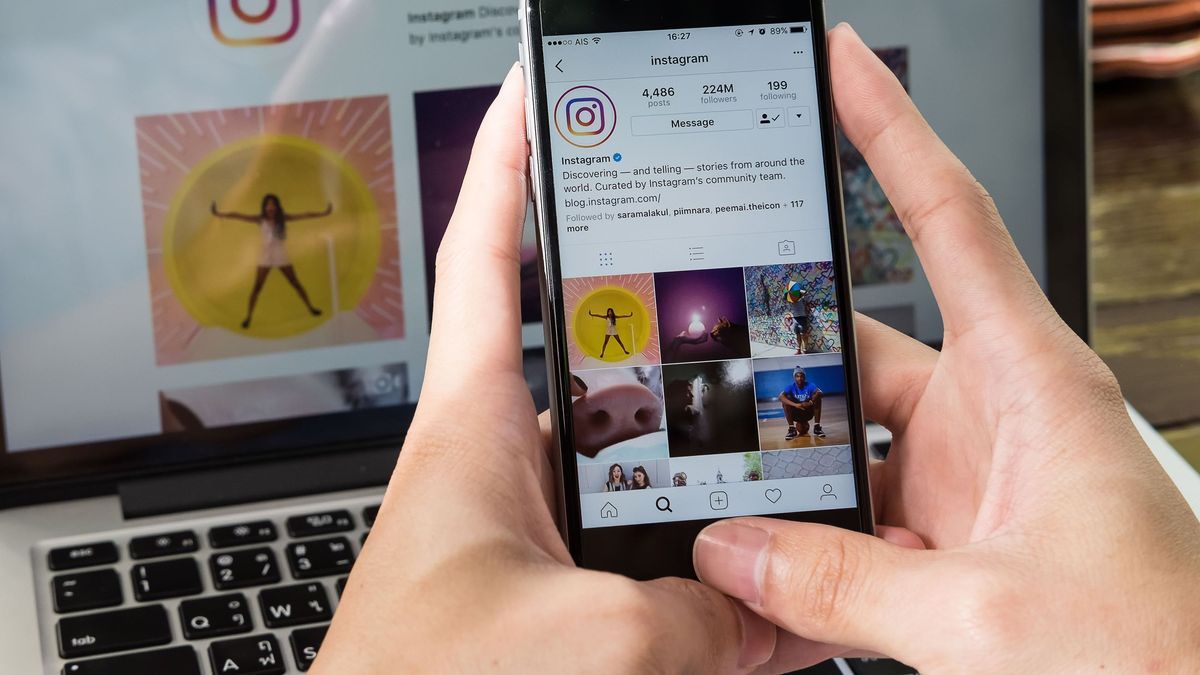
top-left (528, 155), bottom-right (540, 205)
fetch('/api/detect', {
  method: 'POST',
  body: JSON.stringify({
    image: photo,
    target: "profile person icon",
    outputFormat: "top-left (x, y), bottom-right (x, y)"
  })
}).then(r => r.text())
top-left (820, 483), bottom-right (837, 501)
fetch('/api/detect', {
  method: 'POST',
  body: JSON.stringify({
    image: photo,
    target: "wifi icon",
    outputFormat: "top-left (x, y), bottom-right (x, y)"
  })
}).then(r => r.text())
top-left (593, 36), bottom-right (602, 45)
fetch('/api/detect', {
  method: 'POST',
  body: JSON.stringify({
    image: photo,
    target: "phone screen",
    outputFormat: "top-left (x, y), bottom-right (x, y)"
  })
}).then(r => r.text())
top-left (528, 2), bottom-right (872, 575)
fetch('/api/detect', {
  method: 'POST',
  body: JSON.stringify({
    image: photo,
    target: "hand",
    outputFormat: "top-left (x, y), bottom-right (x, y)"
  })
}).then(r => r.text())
top-left (312, 64), bottom-right (777, 674)
top-left (693, 25), bottom-right (1200, 673)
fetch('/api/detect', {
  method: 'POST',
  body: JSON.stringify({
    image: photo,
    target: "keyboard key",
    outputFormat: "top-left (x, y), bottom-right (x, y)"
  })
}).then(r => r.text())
top-left (209, 520), bottom-right (278, 549)
top-left (335, 577), bottom-right (348, 597)
top-left (129, 530), bottom-right (199, 559)
top-left (363, 505), bottom-right (380, 527)
top-left (48, 542), bottom-right (118, 571)
top-left (290, 625), bottom-right (328, 671)
top-left (259, 583), bottom-right (332, 628)
top-left (286, 537), bottom-right (354, 579)
top-left (210, 547), bottom-right (281, 590)
top-left (132, 558), bottom-right (203, 601)
top-left (53, 569), bottom-right (122, 614)
top-left (286, 510), bottom-right (353, 538)
top-left (56, 605), bottom-right (171, 659)
top-left (62, 646), bottom-right (201, 675)
top-left (180, 593), bottom-right (253, 640)
top-left (361, 531), bottom-right (369, 546)
top-left (209, 634), bottom-right (285, 675)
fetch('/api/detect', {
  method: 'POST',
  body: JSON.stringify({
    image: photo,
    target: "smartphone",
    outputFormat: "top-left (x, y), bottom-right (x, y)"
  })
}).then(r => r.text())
top-left (519, 0), bottom-right (874, 580)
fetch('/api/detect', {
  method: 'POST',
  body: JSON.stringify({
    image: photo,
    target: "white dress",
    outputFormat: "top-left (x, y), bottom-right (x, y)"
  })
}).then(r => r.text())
top-left (259, 219), bottom-right (291, 268)
top-left (605, 316), bottom-right (619, 336)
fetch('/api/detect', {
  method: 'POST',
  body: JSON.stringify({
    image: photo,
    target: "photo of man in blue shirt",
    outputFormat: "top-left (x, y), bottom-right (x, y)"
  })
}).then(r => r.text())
top-left (780, 367), bottom-right (825, 441)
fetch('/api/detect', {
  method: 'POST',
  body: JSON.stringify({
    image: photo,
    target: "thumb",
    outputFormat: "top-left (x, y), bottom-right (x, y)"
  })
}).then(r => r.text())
top-left (636, 577), bottom-right (778, 673)
top-left (693, 518), bottom-right (939, 659)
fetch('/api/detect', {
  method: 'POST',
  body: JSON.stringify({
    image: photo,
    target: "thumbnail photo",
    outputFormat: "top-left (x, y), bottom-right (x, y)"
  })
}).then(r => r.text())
top-left (840, 47), bottom-right (917, 286)
top-left (662, 360), bottom-right (758, 457)
top-left (744, 262), bottom-right (842, 358)
top-left (655, 267), bottom-right (751, 364)
top-left (159, 363), bottom-right (409, 432)
top-left (669, 452), bottom-right (763, 487)
top-left (578, 458), bottom-right (671, 494)
top-left (136, 96), bottom-right (404, 365)
top-left (414, 85), bottom-right (542, 326)
top-left (753, 354), bottom-right (851, 452)
top-left (571, 366), bottom-right (669, 464)
top-left (563, 274), bottom-right (661, 369)
top-left (762, 445), bottom-right (854, 480)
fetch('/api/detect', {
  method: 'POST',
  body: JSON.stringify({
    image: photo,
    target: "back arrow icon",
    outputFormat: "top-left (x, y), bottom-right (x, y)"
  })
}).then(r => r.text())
top-left (555, 59), bottom-right (564, 73)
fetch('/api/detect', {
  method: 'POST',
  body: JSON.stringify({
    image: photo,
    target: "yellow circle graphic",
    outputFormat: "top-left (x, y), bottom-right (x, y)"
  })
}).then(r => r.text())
top-left (163, 134), bottom-right (380, 339)
top-left (573, 287), bottom-right (652, 362)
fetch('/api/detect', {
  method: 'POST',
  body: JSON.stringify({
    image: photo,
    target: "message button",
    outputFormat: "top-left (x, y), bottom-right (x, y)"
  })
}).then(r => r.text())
top-left (631, 110), bottom-right (753, 137)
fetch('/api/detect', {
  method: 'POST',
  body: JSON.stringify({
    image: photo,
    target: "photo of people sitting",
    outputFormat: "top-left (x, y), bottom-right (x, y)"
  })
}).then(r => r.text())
top-left (753, 354), bottom-right (851, 451)
top-left (577, 459), bottom-right (670, 495)
top-left (662, 359), bottom-right (759, 456)
top-left (570, 366), bottom-right (669, 463)
top-left (744, 263), bottom-right (842, 358)
top-left (655, 267), bottom-right (752, 364)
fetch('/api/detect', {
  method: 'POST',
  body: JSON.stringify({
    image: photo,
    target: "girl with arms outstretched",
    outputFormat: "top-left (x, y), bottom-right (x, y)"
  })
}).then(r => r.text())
top-left (211, 194), bottom-right (332, 329)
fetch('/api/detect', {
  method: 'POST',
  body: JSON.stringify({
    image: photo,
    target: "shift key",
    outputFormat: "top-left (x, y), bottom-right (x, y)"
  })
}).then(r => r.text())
top-left (57, 605), bottom-right (171, 658)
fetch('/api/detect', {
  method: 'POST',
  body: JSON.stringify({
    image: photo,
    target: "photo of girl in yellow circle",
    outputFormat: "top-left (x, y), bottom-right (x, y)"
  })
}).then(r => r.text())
top-left (562, 274), bottom-right (661, 370)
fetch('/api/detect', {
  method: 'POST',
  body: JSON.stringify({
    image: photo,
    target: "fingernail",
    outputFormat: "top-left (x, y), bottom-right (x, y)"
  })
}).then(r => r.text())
top-left (694, 522), bottom-right (770, 605)
top-left (734, 601), bottom-right (776, 669)
top-left (572, 374), bottom-right (588, 393)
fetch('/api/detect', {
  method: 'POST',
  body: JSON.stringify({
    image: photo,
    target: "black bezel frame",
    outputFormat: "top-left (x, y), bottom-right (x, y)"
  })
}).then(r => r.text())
top-left (523, 0), bottom-right (876, 575)
top-left (0, 0), bottom-right (1089, 512)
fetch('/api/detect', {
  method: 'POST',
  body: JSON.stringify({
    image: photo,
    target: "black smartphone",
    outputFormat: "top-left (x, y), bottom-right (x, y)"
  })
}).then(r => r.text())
top-left (519, 0), bottom-right (874, 580)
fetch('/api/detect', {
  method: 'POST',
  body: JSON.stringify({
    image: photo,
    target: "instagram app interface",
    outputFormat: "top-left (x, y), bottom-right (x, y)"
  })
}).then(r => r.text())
top-left (540, 24), bottom-right (860, 528)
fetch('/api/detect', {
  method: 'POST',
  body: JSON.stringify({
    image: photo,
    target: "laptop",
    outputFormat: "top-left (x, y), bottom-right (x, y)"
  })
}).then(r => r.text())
top-left (0, 2), bottom-right (1089, 673)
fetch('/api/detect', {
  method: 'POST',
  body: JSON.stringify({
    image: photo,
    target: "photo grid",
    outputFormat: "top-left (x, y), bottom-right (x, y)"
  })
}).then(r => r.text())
top-left (569, 262), bottom-right (856, 496)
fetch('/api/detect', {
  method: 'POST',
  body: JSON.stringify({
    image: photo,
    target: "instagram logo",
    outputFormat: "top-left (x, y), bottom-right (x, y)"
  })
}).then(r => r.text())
top-left (208, 0), bottom-right (301, 46)
top-left (555, 86), bottom-right (616, 148)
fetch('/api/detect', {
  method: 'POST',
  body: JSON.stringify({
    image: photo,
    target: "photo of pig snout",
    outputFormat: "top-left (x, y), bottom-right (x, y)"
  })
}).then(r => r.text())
top-left (573, 382), bottom-right (663, 458)
top-left (570, 366), bottom-right (668, 460)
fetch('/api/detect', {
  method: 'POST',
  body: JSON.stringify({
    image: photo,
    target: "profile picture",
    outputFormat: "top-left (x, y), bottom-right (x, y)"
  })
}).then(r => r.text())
top-left (753, 354), bottom-right (851, 452)
top-left (661, 360), bottom-right (758, 456)
top-left (744, 262), bottom-right (842, 357)
top-left (578, 459), bottom-right (670, 495)
top-left (654, 267), bottom-right (751, 364)
top-left (762, 445), bottom-right (853, 480)
top-left (571, 366), bottom-right (668, 464)
top-left (563, 274), bottom-right (661, 369)
top-left (668, 452), bottom-right (763, 487)
top-left (135, 95), bottom-right (404, 365)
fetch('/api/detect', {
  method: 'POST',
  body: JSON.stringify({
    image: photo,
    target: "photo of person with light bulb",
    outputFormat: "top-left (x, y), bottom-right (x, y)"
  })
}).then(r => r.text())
top-left (654, 267), bottom-right (752, 365)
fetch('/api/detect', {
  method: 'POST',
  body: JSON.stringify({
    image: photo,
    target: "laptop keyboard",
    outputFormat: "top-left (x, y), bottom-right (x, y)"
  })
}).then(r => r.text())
top-left (37, 492), bottom-right (917, 674)
top-left (36, 496), bottom-right (379, 674)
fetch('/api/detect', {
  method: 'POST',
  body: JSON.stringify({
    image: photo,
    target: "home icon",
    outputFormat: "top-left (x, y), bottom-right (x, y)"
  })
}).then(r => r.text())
top-left (600, 502), bottom-right (618, 519)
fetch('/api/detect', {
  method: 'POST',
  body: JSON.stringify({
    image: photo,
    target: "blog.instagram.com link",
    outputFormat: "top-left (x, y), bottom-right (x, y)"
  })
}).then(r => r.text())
top-left (555, 86), bottom-right (617, 148)
top-left (208, 0), bottom-right (301, 47)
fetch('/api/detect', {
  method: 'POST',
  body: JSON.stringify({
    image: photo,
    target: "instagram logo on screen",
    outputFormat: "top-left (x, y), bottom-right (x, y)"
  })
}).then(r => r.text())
top-left (208, 0), bottom-right (301, 46)
top-left (555, 86), bottom-right (616, 148)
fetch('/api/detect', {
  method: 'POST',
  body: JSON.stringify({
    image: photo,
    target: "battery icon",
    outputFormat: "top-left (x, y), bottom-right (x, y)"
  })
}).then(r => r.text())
top-left (790, 25), bottom-right (807, 33)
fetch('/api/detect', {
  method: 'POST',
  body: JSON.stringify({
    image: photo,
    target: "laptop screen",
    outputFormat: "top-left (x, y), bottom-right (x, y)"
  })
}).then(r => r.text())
top-left (0, 1), bottom-right (1063, 489)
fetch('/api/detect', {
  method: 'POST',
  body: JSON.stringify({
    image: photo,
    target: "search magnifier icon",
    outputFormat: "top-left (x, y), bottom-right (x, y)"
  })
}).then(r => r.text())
top-left (656, 496), bottom-right (673, 513)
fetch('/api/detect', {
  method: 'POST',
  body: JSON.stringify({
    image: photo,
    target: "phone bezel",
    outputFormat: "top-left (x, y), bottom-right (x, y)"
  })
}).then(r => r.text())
top-left (521, 0), bottom-right (876, 577)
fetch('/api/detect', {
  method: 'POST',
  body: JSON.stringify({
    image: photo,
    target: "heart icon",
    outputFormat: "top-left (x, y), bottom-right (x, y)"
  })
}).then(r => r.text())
top-left (764, 488), bottom-right (782, 504)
